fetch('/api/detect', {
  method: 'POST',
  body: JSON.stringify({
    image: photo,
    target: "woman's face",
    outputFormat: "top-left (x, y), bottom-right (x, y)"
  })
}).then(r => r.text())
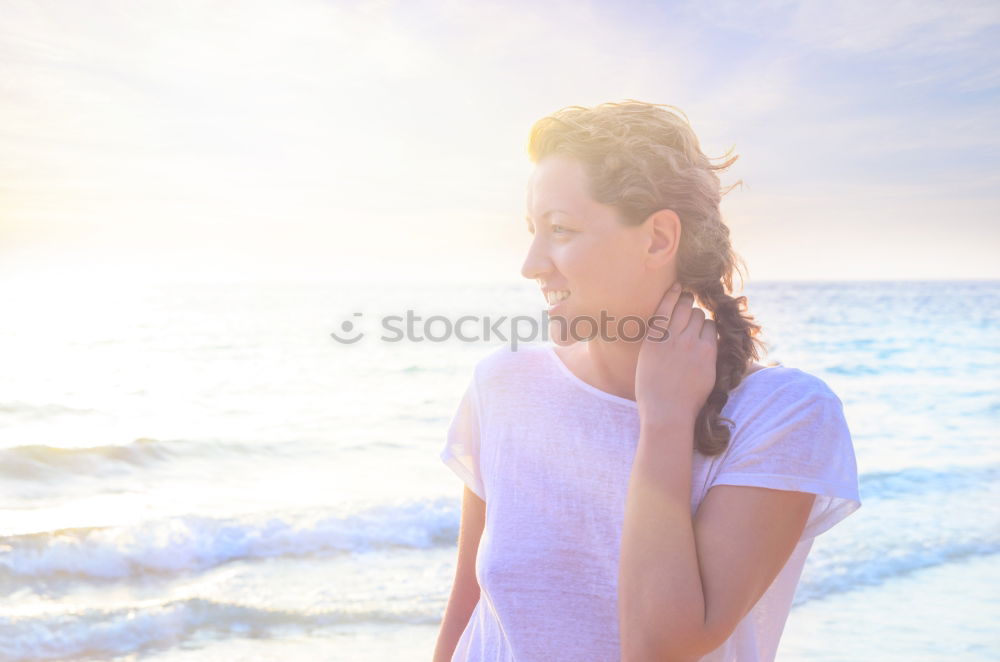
top-left (521, 155), bottom-right (673, 345)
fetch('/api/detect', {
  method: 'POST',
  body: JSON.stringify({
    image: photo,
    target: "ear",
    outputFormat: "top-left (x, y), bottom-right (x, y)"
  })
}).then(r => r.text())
top-left (644, 208), bottom-right (681, 269)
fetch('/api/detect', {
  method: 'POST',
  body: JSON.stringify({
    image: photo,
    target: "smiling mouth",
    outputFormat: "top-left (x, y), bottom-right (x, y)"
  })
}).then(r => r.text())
top-left (545, 290), bottom-right (571, 307)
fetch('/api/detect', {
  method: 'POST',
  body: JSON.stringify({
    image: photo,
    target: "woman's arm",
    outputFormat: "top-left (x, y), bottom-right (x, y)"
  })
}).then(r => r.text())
top-left (433, 485), bottom-right (486, 662)
top-left (618, 412), bottom-right (815, 662)
top-left (623, 285), bottom-right (815, 661)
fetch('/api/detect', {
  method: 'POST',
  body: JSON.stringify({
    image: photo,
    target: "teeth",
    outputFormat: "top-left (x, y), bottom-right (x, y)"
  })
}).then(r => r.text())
top-left (546, 290), bottom-right (571, 305)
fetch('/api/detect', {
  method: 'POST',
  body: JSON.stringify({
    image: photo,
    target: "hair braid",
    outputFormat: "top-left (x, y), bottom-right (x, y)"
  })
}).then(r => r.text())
top-left (692, 279), bottom-right (768, 455)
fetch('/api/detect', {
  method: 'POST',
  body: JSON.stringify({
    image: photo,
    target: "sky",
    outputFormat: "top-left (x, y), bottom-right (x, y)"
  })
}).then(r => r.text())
top-left (1, 0), bottom-right (998, 286)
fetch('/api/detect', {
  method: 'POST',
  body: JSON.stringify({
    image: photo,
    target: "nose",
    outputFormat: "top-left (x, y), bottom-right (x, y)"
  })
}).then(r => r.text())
top-left (520, 233), bottom-right (552, 281)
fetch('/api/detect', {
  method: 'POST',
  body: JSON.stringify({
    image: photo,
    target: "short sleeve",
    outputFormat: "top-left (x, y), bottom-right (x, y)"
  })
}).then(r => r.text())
top-left (711, 385), bottom-right (861, 541)
top-left (439, 375), bottom-right (487, 501)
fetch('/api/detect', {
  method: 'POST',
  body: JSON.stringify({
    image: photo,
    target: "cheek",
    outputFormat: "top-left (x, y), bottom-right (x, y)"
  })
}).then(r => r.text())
top-left (590, 258), bottom-right (648, 315)
top-left (557, 238), bottom-right (642, 309)
top-left (568, 270), bottom-right (629, 317)
top-left (553, 245), bottom-right (595, 284)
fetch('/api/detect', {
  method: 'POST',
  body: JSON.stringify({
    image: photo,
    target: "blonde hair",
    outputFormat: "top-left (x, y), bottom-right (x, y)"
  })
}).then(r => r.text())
top-left (527, 99), bottom-right (769, 456)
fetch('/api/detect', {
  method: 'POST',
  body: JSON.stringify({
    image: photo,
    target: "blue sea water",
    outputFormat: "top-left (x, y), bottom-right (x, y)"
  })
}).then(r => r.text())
top-left (0, 278), bottom-right (997, 661)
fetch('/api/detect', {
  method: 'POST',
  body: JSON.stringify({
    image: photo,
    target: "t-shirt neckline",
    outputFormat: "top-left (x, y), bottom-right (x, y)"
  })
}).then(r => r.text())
top-left (542, 343), bottom-right (779, 409)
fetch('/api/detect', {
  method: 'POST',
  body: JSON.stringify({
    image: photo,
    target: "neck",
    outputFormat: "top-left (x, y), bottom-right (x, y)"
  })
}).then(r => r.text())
top-left (584, 338), bottom-right (642, 402)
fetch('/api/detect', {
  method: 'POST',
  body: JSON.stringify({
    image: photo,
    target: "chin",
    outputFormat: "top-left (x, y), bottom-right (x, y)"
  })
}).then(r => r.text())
top-left (548, 309), bottom-right (599, 346)
top-left (549, 333), bottom-right (576, 347)
top-left (546, 317), bottom-right (577, 346)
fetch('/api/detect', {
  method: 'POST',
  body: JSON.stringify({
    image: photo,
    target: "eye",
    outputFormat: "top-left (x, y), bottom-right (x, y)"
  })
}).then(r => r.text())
top-left (552, 225), bottom-right (569, 234)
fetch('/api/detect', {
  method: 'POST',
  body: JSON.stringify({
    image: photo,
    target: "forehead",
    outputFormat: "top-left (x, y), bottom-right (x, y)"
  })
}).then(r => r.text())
top-left (525, 156), bottom-right (591, 215)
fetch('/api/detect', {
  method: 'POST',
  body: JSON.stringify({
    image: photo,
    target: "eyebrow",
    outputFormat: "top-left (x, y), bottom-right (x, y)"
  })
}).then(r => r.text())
top-left (525, 209), bottom-right (569, 223)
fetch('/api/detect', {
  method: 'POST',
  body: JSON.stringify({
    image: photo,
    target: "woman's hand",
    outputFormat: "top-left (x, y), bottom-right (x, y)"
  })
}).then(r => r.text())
top-left (635, 282), bottom-right (719, 424)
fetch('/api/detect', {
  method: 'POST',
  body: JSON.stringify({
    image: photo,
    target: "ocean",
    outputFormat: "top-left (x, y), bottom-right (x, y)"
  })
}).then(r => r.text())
top-left (1, 278), bottom-right (998, 661)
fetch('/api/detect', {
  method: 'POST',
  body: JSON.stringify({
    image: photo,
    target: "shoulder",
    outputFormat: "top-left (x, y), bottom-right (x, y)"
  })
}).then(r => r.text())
top-left (728, 364), bottom-right (843, 415)
top-left (722, 366), bottom-right (853, 463)
top-left (469, 342), bottom-right (551, 389)
top-left (718, 366), bottom-right (855, 465)
top-left (472, 342), bottom-right (549, 375)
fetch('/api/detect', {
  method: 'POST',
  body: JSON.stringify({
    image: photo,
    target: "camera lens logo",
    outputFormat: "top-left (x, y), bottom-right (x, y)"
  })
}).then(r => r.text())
top-left (330, 312), bottom-right (364, 344)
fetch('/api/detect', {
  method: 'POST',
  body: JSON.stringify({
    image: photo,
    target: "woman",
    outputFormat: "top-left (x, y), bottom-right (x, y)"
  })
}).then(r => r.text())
top-left (434, 100), bottom-right (861, 662)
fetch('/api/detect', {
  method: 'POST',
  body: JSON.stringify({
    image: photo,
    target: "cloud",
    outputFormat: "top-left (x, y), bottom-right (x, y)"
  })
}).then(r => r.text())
top-left (685, 0), bottom-right (1000, 55)
top-left (684, 0), bottom-right (1000, 92)
top-left (0, 0), bottom-right (997, 282)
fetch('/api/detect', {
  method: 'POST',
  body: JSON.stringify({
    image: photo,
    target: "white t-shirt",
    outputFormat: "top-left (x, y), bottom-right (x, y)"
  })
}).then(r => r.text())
top-left (440, 342), bottom-right (861, 662)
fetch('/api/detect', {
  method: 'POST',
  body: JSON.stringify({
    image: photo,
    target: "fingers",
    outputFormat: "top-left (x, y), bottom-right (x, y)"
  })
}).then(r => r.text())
top-left (648, 283), bottom-right (685, 341)
top-left (701, 318), bottom-right (717, 342)
top-left (651, 283), bottom-right (715, 343)
top-left (685, 307), bottom-right (706, 336)
top-left (655, 282), bottom-right (684, 319)
top-left (671, 288), bottom-right (716, 342)
top-left (669, 289), bottom-right (697, 336)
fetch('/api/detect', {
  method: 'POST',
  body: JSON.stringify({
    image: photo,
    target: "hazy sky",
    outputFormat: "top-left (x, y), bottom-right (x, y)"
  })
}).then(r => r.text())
top-left (2, 0), bottom-right (998, 285)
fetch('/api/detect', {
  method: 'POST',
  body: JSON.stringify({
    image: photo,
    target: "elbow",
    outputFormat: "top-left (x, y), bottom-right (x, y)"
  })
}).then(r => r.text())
top-left (621, 643), bottom-right (704, 662)
top-left (621, 628), bottom-right (721, 662)
top-left (618, 595), bottom-right (727, 662)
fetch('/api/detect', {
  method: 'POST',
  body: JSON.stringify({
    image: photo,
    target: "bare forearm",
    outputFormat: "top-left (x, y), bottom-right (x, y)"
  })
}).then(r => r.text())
top-left (433, 588), bottom-right (479, 662)
top-left (618, 413), bottom-right (708, 661)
